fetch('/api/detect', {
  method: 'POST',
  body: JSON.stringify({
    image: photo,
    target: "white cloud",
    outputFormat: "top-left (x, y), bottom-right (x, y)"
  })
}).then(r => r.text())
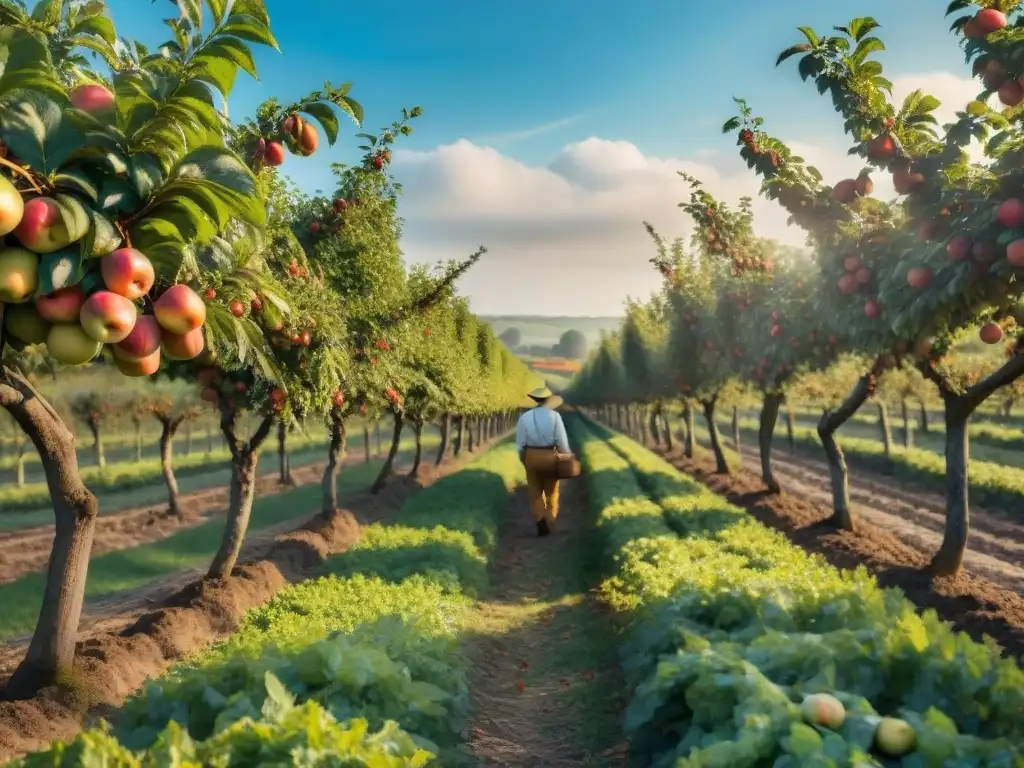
top-left (390, 71), bottom-right (986, 315)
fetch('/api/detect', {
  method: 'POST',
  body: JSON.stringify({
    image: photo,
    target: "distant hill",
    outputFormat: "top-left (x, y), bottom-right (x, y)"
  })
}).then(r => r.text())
top-left (480, 315), bottom-right (621, 348)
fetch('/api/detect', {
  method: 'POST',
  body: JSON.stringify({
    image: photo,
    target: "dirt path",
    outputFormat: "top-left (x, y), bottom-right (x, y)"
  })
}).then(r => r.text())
top-left (0, 456), bottom-right (364, 584)
top-left (734, 445), bottom-right (1024, 595)
top-left (466, 480), bottom-right (626, 767)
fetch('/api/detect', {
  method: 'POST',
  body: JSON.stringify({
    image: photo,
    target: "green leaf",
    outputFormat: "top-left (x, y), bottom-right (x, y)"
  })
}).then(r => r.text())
top-left (0, 92), bottom-right (82, 174)
top-left (187, 49), bottom-right (239, 97)
top-left (86, 210), bottom-right (123, 257)
top-left (36, 248), bottom-right (85, 295)
top-left (29, 0), bottom-right (61, 26)
top-left (776, 44), bottom-right (812, 67)
top-left (0, 28), bottom-right (65, 103)
top-left (298, 101), bottom-right (343, 145)
top-left (721, 117), bottom-right (742, 133)
top-left (74, 13), bottom-right (117, 44)
top-left (53, 193), bottom-right (91, 245)
top-left (945, 0), bottom-right (971, 16)
top-left (129, 153), bottom-right (164, 200)
top-left (205, 0), bottom-right (229, 24)
top-left (219, 13), bottom-right (277, 50)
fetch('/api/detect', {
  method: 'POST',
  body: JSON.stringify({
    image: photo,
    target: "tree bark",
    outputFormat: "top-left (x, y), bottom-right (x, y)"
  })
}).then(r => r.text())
top-left (876, 401), bottom-right (893, 456)
top-left (206, 410), bottom-right (274, 581)
top-left (133, 418), bottom-right (143, 462)
top-left (682, 400), bottom-right (695, 458)
top-left (371, 411), bottom-right (404, 494)
top-left (435, 412), bottom-right (451, 465)
top-left (701, 395), bottom-right (730, 474)
top-left (277, 419), bottom-right (292, 485)
top-left (817, 362), bottom-right (884, 531)
top-left (758, 392), bottom-right (783, 493)
top-left (918, 400), bottom-right (930, 434)
top-left (410, 417), bottom-right (424, 477)
top-left (649, 406), bottom-right (661, 445)
top-left (1, 367), bottom-right (99, 699)
top-left (931, 400), bottom-right (971, 576)
top-left (454, 415), bottom-right (464, 456)
top-left (363, 425), bottom-right (371, 463)
top-left (900, 398), bottom-right (914, 448)
top-left (321, 411), bottom-right (347, 516)
top-left (661, 407), bottom-right (673, 452)
top-left (467, 416), bottom-right (476, 452)
top-left (375, 421), bottom-right (383, 456)
top-left (159, 415), bottom-right (185, 518)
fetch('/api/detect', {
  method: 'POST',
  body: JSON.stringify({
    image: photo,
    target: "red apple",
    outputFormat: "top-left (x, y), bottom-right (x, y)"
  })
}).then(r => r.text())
top-left (114, 347), bottom-right (161, 377)
top-left (964, 18), bottom-right (984, 38)
top-left (832, 179), bottom-right (857, 204)
top-left (36, 285), bottom-right (86, 322)
top-left (297, 123), bottom-right (319, 156)
top-left (854, 175), bottom-right (873, 197)
top-left (46, 323), bottom-right (102, 366)
top-left (70, 84), bottom-right (115, 116)
top-left (205, 288), bottom-right (217, 299)
top-left (12, 197), bottom-right (80, 253)
top-left (80, 290), bottom-right (138, 343)
top-left (229, 300), bottom-right (244, 317)
top-left (309, 221), bottom-right (321, 233)
top-left (154, 284), bottom-right (206, 334)
top-left (161, 326), bottom-right (205, 360)
top-left (864, 298), bottom-right (881, 318)
top-left (770, 324), bottom-right (782, 338)
top-left (250, 296), bottom-right (263, 313)
top-left (854, 267), bottom-right (872, 285)
top-left (1007, 238), bottom-right (1024, 267)
top-left (980, 321), bottom-right (1004, 344)
top-left (115, 314), bottom-right (161, 359)
top-left (998, 79), bottom-right (1024, 107)
top-left (332, 390), bottom-right (345, 408)
top-left (372, 155), bottom-right (384, 170)
top-left (101, 247), bottom-right (155, 300)
top-left (333, 198), bottom-right (347, 213)
top-left (200, 387), bottom-right (219, 404)
top-left (264, 141), bottom-right (285, 166)
top-left (907, 267), bottom-right (931, 289)
top-left (0, 248), bottom-right (39, 303)
top-left (843, 255), bottom-right (861, 273)
top-left (998, 198), bottom-right (1024, 227)
top-left (946, 235), bottom-right (971, 261)
top-left (867, 135), bottom-right (896, 160)
top-left (838, 274), bottom-right (857, 294)
top-left (975, 8), bottom-right (1008, 35)
top-left (893, 167), bottom-right (925, 195)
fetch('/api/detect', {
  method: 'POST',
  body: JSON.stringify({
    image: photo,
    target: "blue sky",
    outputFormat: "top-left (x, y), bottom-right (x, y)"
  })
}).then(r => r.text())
top-left (104, 0), bottom-right (979, 315)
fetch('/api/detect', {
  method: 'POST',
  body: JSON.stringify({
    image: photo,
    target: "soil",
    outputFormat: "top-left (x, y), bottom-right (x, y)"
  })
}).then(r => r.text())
top-left (0, 444), bottom-right (491, 762)
top-left (659, 445), bottom-right (1024, 663)
top-left (0, 455), bottom-right (357, 585)
top-left (467, 479), bottom-right (627, 767)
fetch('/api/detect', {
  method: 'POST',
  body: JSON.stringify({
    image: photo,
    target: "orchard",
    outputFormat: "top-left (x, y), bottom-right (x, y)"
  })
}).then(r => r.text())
top-left (0, 0), bottom-right (1022, 766)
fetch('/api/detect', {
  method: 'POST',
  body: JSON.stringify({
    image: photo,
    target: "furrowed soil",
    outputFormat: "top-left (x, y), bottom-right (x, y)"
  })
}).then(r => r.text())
top-left (658, 444), bottom-right (1024, 663)
top-left (0, 442), bottom-right (493, 763)
top-left (466, 478), bottom-right (627, 767)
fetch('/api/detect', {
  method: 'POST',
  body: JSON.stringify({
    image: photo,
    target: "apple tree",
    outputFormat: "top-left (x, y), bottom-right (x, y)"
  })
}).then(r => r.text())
top-left (0, 0), bottom-right (298, 696)
top-left (749, 10), bottom-right (1024, 573)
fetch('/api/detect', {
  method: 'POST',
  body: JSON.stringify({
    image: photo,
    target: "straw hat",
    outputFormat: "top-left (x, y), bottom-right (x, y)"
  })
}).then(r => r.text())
top-left (528, 385), bottom-right (564, 409)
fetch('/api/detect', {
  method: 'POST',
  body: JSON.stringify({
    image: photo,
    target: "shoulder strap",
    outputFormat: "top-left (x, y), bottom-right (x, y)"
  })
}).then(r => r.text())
top-left (531, 408), bottom-right (556, 446)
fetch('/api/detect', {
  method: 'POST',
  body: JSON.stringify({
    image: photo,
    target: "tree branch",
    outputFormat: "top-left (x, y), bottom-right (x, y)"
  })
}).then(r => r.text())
top-left (247, 411), bottom-right (276, 453)
top-left (381, 246), bottom-right (486, 326)
top-left (219, 405), bottom-right (241, 458)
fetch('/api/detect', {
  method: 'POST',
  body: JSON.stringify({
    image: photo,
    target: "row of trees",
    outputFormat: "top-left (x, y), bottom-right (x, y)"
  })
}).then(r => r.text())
top-left (0, 0), bottom-right (537, 699)
top-left (569, 4), bottom-right (1024, 581)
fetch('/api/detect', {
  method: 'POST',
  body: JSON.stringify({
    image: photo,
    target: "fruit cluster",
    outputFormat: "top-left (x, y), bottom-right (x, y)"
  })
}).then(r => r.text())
top-left (252, 113), bottom-right (320, 169)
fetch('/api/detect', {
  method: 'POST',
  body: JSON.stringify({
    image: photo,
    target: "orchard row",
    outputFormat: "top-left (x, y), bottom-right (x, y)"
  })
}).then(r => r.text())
top-left (569, 4), bottom-right (1024, 578)
top-left (0, 0), bottom-right (540, 700)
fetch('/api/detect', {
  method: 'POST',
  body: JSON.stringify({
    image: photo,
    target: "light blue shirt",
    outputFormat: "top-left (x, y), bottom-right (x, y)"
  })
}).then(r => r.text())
top-left (516, 406), bottom-right (570, 453)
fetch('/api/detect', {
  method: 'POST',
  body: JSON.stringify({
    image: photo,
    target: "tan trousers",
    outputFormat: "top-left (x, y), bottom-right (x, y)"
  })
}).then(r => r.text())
top-left (523, 447), bottom-right (560, 524)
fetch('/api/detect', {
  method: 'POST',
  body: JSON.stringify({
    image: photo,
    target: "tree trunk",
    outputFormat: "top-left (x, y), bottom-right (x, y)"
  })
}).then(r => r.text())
top-left (467, 416), bottom-right (476, 452)
top-left (277, 419), bottom-right (292, 485)
top-left (649, 406), bottom-right (661, 445)
top-left (375, 421), bottom-right (383, 455)
top-left (1002, 396), bottom-right (1014, 419)
top-left (206, 410), bottom-right (274, 581)
top-left (682, 400), bottom-right (695, 458)
top-left (818, 369), bottom-right (878, 531)
top-left (435, 412), bottom-right (451, 465)
top-left (929, 400), bottom-right (971, 576)
top-left (638, 407), bottom-right (649, 443)
top-left (88, 419), bottom-right (104, 469)
top-left (371, 412), bottom-right (404, 494)
top-left (321, 411), bottom-right (347, 516)
top-left (159, 416), bottom-right (184, 518)
top-left (876, 401), bottom-right (893, 456)
top-left (901, 398), bottom-right (914, 448)
top-left (758, 392), bottom-right (783, 494)
top-left (918, 400), bottom-right (930, 434)
top-left (701, 396), bottom-right (730, 474)
top-left (1, 367), bottom-right (99, 699)
top-left (454, 415), bottom-right (464, 456)
top-left (731, 405), bottom-right (741, 452)
top-left (661, 407), bottom-right (673, 452)
top-left (410, 418), bottom-right (424, 477)
top-left (15, 446), bottom-right (25, 487)
top-left (363, 426), bottom-right (371, 463)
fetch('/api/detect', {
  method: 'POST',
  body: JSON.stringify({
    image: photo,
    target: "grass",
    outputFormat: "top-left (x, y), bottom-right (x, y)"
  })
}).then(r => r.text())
top-left (103, 442), bottom-right (524, 765)
top-left (570, 415), bottom-right (1024, 765)
top-left (0, 455), bottom-right (400, 642)
top-left (0, 429), bottom-right (438, 530)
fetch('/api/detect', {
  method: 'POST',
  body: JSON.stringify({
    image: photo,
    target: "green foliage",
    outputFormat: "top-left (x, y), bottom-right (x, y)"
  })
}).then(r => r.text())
top-left (571, 416), bottom-right (1023, 766)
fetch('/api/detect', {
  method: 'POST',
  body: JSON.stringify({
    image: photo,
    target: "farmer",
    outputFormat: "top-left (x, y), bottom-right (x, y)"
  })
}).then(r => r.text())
top-left (515, 386), bottom-right (571, 537)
